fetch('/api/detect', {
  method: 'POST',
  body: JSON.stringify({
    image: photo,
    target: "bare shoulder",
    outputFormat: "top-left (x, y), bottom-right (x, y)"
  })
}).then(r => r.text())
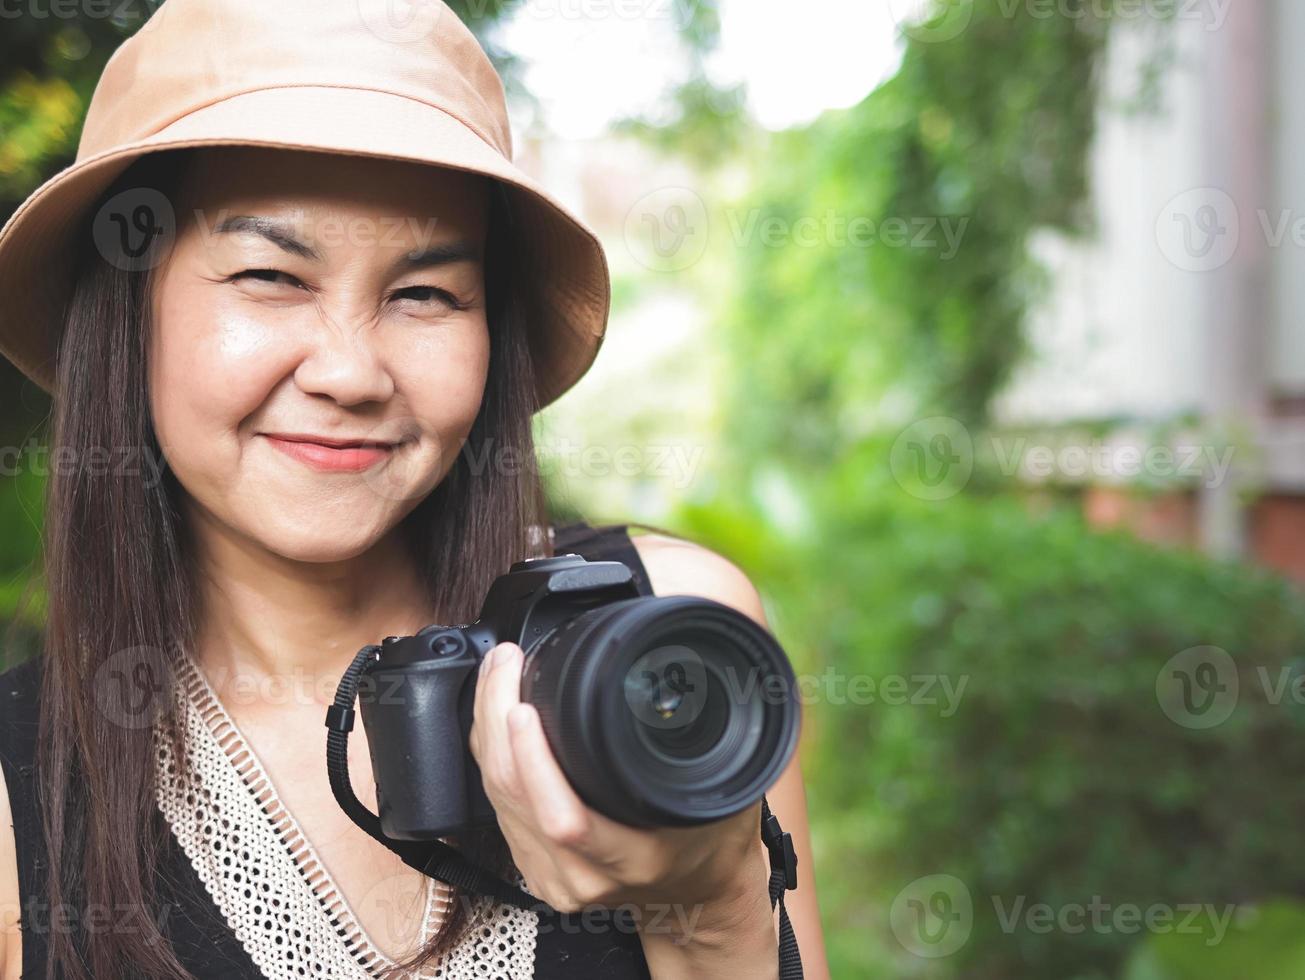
top-left (628, 531), bottom-right (768, 626)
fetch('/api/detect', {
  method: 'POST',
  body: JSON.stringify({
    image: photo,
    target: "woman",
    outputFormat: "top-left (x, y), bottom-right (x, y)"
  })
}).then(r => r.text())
top-left (0, 2), bottom-right (828, 979)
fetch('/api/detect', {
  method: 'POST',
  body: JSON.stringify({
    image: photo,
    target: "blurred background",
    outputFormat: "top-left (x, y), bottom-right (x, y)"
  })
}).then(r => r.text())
top-left (5, 0), bottom-right (1305, 976)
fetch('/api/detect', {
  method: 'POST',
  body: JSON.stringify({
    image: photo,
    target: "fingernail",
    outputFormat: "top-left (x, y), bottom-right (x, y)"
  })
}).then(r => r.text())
top-left (492, 643), bottom-right (517, 668)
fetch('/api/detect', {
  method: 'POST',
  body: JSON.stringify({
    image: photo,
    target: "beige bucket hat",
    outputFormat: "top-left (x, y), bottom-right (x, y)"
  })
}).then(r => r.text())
top-left (0, 0), bottom-right (610, 410)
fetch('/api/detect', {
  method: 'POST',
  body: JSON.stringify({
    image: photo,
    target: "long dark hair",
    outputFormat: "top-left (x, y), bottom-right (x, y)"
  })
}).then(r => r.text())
top-left (39, 146), bottom-right (550, 979)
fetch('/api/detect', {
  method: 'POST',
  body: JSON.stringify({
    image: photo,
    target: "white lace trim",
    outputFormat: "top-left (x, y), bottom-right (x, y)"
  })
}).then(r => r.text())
top-left (153, 652), bottom-right (538, 979)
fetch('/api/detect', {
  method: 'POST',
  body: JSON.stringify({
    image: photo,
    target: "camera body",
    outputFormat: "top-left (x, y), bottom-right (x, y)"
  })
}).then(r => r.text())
top-left (358, 552), bottom-right (800, 841)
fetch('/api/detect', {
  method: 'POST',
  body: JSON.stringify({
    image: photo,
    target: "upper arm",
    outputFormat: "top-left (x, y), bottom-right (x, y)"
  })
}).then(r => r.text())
top-left (0, 760), bottom-right (20, 980)
top-left (630, 531), bottom-right (832, 980)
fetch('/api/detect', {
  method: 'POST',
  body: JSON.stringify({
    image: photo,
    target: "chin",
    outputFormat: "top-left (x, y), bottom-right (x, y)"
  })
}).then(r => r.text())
top-left (272, 535), bottom-right (380, 565)
top-left (246, 512), bottom-right (393, 564)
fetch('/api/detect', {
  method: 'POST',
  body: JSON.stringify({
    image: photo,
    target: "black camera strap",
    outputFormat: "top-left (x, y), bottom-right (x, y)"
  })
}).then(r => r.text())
top-left (325, 644), bottom-right (804, 978)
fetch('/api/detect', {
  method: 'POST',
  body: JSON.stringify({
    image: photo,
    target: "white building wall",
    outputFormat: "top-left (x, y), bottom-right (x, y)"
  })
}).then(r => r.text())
top-left (992, 15), bottom-right (1217, 426)
top-left (1269, 0), bottom-right (1305, 394)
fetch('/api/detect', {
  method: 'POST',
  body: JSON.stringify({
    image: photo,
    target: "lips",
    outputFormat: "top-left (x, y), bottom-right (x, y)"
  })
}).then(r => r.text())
top-left (260, 432), bottom-right (401, 473)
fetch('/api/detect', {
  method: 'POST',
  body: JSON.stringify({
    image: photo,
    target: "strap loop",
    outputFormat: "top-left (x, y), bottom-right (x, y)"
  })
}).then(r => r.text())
top-left (762, 808), bottom-right (799, 891)
top-left (323, 704), bottom-right (354, 733)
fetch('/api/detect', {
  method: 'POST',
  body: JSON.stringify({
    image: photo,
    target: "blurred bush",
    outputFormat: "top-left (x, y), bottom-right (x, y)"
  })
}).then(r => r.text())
top-left (0, 465), bottom-right (45, 669)
top-left (1124, 901), bottom-right (1305, 980)
top-left (675, 442), bottom-right (1305, 977)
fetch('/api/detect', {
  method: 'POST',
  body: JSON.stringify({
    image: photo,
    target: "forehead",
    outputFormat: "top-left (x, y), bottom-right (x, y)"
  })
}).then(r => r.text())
top-left (174, 146), bottom-right (491, 245)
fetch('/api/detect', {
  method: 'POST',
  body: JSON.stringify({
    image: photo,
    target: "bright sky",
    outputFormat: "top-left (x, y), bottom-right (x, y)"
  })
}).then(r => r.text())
top-left (499, 0), bottom-right (924, 139)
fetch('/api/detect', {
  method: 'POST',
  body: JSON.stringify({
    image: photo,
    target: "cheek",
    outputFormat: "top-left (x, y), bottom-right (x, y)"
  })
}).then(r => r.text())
top-left (391, 322), bottom-right (492, 443)
top-left (149, 287), bottom-right (296, 482)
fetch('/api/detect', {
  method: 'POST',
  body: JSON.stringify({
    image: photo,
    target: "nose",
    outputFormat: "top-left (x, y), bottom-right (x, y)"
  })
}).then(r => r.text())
top-left (293, 324), bottom-right (396, 406)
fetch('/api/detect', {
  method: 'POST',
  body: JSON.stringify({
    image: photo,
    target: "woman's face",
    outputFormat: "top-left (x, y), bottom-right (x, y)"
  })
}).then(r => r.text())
top-left (149, 147), bottom-right (492, 562)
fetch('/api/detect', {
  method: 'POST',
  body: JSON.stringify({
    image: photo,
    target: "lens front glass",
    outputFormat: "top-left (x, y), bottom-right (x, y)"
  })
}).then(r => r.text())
top-left (623, 642), bottom-right (731, 762)
top-left (529, 597), bottom-right (798, 827)
top-left (619, 630), bottom-right (765, 787)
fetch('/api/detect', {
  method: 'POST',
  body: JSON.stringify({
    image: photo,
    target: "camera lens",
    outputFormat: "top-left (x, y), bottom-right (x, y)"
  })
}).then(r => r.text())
top-left (521, 595), bottom-right (799, 827)
top-left (626, 645), bottom-right (732, 763)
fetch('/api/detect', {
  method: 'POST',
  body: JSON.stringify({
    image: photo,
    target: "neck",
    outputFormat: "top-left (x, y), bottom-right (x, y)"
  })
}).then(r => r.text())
top-left (187, 503), bottom-right (437, 706)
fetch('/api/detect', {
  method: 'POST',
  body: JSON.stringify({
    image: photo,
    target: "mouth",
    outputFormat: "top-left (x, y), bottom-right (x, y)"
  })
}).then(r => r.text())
top-left (259, 432), bottom-right (404, 473)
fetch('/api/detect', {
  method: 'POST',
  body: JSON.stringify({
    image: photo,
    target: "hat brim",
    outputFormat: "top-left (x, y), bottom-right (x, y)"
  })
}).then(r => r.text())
top-left (0, 84), bottom-right (609, 410)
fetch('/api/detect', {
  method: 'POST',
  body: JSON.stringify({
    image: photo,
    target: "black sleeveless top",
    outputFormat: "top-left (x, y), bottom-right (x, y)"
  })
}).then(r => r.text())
top-left (0, 521), bottom-right (654, 979)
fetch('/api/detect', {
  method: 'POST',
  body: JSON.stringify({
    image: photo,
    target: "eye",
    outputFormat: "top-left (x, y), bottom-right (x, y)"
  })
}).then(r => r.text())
top-left (228, 268), bottom-right (302, 288)
top-left (225, 271), bottom-right (469, 311)
top-left (390, 285), bottom-right (471, 312)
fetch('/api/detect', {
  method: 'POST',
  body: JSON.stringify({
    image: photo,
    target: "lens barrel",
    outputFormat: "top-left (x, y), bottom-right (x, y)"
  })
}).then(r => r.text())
top-left (520, 594), bottom-right (800, 827)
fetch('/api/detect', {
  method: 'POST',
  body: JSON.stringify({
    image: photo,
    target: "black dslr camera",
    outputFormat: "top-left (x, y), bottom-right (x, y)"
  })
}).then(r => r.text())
top-left (351, 552), bottom-right (800, 840)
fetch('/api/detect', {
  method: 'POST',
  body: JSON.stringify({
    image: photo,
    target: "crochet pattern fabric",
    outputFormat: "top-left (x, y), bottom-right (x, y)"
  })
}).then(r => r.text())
top-left (153, 652), bottom-right (539, 979)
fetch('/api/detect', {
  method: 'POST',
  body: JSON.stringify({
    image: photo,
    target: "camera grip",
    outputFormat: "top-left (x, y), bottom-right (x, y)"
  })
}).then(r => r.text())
top-left (360, 658), bottom-right (478, 840)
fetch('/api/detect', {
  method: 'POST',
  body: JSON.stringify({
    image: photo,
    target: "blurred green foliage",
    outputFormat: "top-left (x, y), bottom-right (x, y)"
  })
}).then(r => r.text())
top-left (648, 7), bottom-right (1303, 973)
top-left (712, 0), bottom-right (1172, 438)
top-left (0, 465), bottom-right (44, 668)
top-left (674, 448), bottom-right (1305, 978)
top-left (1125, 902), bottom-right (1305, 980)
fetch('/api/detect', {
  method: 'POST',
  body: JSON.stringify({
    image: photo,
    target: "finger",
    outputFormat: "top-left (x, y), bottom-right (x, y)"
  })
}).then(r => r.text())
top-left (475, 642), bottom-right (525, 798)
top-left (506, 702), bottom-right (598, 855)
top-left (468, 641), bottom-right (498, 764)
top-left (469, 640), bottom-right (513, 763)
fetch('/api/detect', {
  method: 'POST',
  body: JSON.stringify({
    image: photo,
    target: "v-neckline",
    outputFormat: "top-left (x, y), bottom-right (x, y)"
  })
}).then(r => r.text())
top-left (176, 650), bottom-right (448, 973)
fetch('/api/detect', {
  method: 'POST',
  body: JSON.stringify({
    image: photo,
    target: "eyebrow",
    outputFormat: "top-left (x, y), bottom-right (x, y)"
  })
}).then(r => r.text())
top-left (212, 215), bottom-right (479, 272)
